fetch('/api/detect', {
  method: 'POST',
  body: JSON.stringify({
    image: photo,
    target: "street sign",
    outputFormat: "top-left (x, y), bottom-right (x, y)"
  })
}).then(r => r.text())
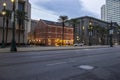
top-left (109, 30), bottom-right (113, 34)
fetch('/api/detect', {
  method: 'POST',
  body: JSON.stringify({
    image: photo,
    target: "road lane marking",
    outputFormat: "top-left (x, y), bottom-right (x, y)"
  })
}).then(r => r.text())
top-left (46, 62), bottom-right (67, 66)
top-left (69, 60), bottom-right (76, 63)
top-left (79, 65), bottom-right (94, 70)
top-left (83, 49), bottom-right (98, 50)
top-left (83, 49), bottom-right (90, 50)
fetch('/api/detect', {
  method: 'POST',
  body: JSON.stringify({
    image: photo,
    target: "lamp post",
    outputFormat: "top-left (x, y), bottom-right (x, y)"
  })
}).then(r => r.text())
top-left (10, 0), bottom-right (17, 51)
top-left (88, 22), bottom-right (92, 46)
top-left (71, 19), bottom-right (75, 44)
top-left (109, 21), bottom-right (113, 47)
top-left (118, 29), bottom-right (120, 45)
top-left (1, 3), bottom-right (6, 48)
top-left (82, 26), bottom-right (85, 43)
top-left (76, 36), bottom-right (80, 43)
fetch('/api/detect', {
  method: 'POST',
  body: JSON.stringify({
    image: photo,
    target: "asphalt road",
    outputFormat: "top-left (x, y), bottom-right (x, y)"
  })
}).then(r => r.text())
top-left (0, 46), bottom-right (120, 80)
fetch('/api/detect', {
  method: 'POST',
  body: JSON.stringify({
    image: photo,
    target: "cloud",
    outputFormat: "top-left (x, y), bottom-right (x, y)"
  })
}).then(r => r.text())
top-left (80, 0), bottom-right (105, 17)
top-left (29, 0), bottom-right (105, 21)
top-left (29, 0), bottom-right (58, 21)
top-left (35, 0), bottom-right (81, 17)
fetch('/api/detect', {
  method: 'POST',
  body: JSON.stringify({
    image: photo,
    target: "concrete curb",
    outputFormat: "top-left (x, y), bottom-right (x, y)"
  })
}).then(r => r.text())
top-left (0, 46), bottom-right (110, 53)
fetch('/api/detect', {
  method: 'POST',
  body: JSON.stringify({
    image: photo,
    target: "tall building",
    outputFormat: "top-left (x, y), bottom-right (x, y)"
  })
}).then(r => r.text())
top-left (28, 19), bottom-right (38, 42)
top-left (101, 0), bottom-right (120, 25)
top-left (0, 0), bottom-right (31, 45)
top-left (101, 5), bottom-right (106, 21)
top-left (106, 0), bottom-right (120, 25)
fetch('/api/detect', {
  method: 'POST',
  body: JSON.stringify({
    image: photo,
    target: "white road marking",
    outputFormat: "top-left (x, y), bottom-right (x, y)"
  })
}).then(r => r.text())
top-left (47, 62), bottom-right (67, 66)
top-left (83, 49), bottom-right (90, 50)
top-left (68, 60), bottom-right (76, 63)
top-left (79, 65), bottom-right (94, 70)
top-left (83, 49), bottom-right (99, 51)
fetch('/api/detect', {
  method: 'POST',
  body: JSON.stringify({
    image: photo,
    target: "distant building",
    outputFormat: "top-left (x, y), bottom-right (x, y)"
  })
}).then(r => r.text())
top-left (69, 16), bottom-right (120, 45)
top-left (101, 5), bottom-right (106, 21)
top-left (101, 0), bottom-right (120, 25)
top-left (28, 19), bottom-right (38, 43)
top-left (28, 19), bottom-right (73, 46)
top-left (106, 0), bottom-right (120, 25)
top-left (0, 0), bottom-right (31, 45)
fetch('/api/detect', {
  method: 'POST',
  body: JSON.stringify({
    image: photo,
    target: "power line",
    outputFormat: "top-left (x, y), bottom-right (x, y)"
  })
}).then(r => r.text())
top-left (31, 7), bottom-right (42, 11)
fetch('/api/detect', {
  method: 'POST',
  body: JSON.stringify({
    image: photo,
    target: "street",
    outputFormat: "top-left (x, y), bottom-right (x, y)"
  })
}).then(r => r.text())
top-left (0, 46), bottom-right (120, 80)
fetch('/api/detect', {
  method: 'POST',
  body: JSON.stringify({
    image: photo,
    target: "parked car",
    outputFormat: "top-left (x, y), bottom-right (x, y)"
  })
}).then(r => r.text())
top-left (74, 43), bottom-right (84, 46)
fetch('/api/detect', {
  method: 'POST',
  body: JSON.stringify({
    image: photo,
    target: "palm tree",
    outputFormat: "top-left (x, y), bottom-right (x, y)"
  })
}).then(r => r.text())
top-left (5, 10), bottom-right (12, 46)
top-left (96, 26), bottom-right (107, 45)
top-left (16, 10), bottom-right (28, 46)
top-left (99, 27), bottom-right (107, 45)
top-left (59, 16), bottom-right (68, 46)
top-left (69, 19), bottom-right (78, 44)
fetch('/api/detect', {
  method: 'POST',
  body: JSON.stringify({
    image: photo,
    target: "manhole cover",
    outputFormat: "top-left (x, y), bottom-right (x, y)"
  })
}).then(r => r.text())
top-left (79, 65), bottom-right (94, 70)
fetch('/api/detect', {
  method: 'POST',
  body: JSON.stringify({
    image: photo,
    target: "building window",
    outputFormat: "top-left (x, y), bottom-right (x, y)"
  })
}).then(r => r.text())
top-left (48, 27), bottom-right (51, 32)
top-left (18, 2), bottom-right (25, 11)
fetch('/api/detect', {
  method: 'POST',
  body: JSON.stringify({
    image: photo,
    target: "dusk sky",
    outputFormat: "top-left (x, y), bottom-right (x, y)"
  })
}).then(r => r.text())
top-left (29, 0), bottom-right (105, 21)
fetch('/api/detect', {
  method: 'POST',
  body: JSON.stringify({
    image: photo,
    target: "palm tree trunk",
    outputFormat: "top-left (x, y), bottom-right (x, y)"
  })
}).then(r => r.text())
top-left (23, 31), bottom-right (24, 45)
top-left (22, 21), bottom-right (24, 45)
top-left (5, 18), bottom-right (9, 46)
top-left (62, 22), bottom-right (64, 46)
top-left (18, 20), bottom-right (21, 47)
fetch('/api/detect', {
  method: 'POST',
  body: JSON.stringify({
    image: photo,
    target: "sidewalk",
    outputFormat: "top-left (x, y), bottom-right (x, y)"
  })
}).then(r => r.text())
top-left (0, 45), bottom-right (110, 53)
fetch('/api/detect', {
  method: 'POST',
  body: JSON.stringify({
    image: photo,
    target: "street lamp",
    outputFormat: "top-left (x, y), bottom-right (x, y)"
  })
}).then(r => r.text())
top-left (82, 26), bottom-right (85, 43)
top-left (82, 26), bottom-right (85, 30)
top-left (76, 36), bottom-right (80, 43)
top-left (1, 3), bottom-right (6, 48)
top-left (109, 21), bottom-right (113, 47)
top-left (88, 22), bottom-right (93, 46)
top-left (118, 29), bottom-right (120, 45)
top-left (10, 0), bottom-right (17, 51)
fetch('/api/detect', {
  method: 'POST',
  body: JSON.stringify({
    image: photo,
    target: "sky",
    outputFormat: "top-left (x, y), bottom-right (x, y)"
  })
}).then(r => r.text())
top-left (29, 0), bottom-right (105, 21)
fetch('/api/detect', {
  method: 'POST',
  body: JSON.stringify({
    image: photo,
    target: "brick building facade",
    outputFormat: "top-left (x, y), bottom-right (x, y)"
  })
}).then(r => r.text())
top-left (29, 19), bottom-right (73, 46)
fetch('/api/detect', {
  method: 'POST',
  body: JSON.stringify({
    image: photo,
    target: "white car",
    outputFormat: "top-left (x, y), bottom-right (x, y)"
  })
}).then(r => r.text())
top-left (74, 43), bottom-right (84, 46)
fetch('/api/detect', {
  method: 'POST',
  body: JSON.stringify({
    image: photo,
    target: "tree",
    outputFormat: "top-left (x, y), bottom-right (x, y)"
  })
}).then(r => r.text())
top-left (96, 26), bottom-right (107, 45)
top-left (15, 10), bottom-right (28, 46)
top-left (5, 10), bottom-right (12, 46)
top-left (59, 16), bottom-right (68, 46)
top-left (69, 19), bottom-right (78, 44)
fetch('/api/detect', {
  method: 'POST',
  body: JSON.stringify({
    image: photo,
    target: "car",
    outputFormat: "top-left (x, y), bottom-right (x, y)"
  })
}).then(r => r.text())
top-left (74, 43), bottom-right (84, 46)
